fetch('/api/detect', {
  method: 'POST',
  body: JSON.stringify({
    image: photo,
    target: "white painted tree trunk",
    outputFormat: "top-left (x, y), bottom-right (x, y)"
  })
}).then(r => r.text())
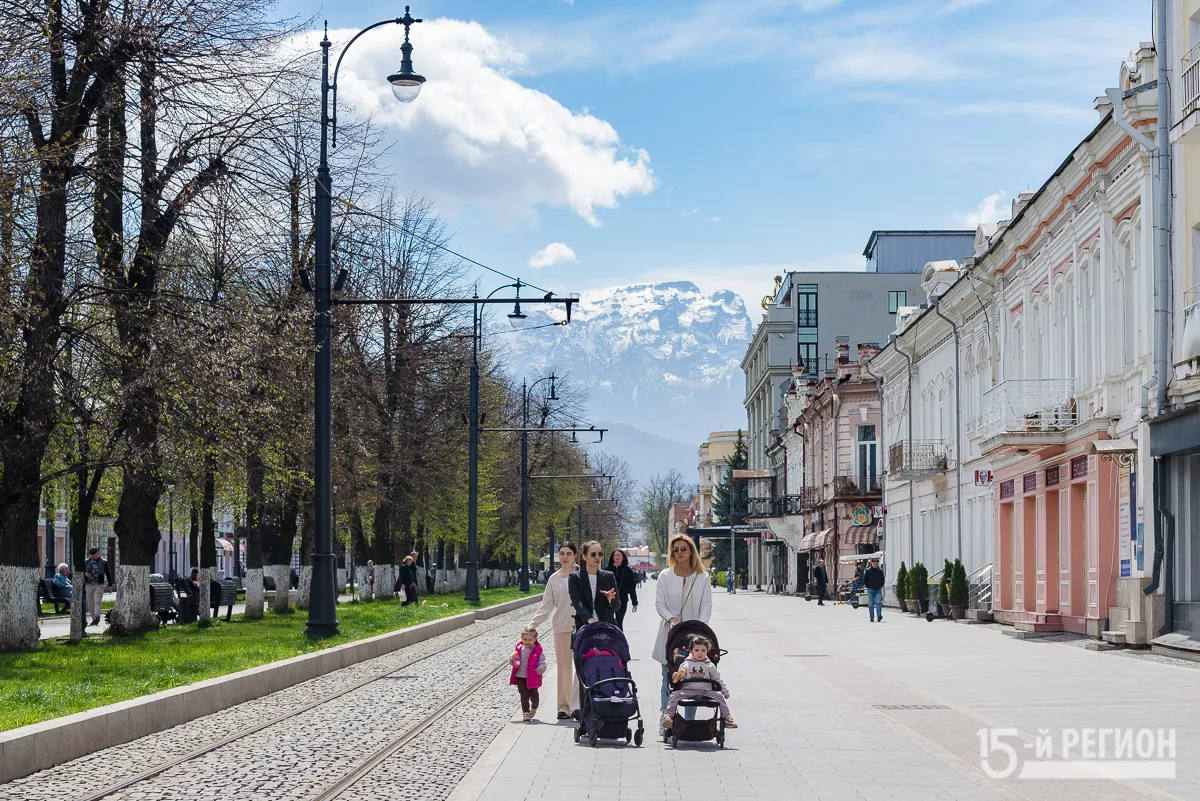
top-left (110, 564), bottom-right (156, 635)
top-left (297, 566), bottom-right (313, 609)
top-left (198, 567), bottom-right (212, 622)
top-left (268, 565), bottom-right (290, 612)
top-left (69, 580), bottom-right (85, 642)
top-left (245, 567), bottom-right (264, 619)
top-left (356, 565), bottom-right (372, 600)
top-left (0, 566), bottom-right (40, 650)
top-left (376, 565), bottom-right (395, 600)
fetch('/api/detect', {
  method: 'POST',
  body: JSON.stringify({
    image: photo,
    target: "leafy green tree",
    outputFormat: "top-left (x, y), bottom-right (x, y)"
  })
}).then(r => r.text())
top-left (712, 430), bottom-right (747, 526)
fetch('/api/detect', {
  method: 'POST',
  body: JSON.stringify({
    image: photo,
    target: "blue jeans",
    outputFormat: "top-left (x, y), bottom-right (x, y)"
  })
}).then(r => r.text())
top-left (661, 664), bottom-right (695, 719)
top-left (867, 588), bottom-right (883, 621)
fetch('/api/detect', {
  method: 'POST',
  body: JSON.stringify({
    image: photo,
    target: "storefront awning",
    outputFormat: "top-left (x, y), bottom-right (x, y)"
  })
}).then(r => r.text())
top-left (799, 528), bottom-right (833, 551)
top-left (842, 525), bottom-right (879, 546)
top-left (215, 537), bottom-right (234, 554)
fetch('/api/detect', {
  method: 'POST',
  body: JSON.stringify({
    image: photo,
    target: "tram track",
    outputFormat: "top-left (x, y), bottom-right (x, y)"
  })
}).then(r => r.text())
top-left (73, 614), bottom-right (539, 801)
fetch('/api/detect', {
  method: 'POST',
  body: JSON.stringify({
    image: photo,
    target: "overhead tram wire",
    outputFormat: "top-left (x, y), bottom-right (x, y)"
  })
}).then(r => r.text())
top-left (333, 197), bottom-right (556, 296)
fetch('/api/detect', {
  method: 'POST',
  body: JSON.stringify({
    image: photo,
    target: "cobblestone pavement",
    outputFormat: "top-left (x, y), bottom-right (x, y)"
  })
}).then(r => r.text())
top-left (454, 590), bottom-right (1200, 801)
top-left (2, 606), bottom-right (541, 801)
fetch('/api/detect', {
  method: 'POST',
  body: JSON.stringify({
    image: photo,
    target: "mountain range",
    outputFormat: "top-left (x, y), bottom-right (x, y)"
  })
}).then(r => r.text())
top-left (499, 281), bottom-right (751, 485)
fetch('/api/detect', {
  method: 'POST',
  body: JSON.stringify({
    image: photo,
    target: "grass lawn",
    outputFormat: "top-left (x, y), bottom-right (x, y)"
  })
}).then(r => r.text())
top-left (1, 586), bottom-right (533, 732)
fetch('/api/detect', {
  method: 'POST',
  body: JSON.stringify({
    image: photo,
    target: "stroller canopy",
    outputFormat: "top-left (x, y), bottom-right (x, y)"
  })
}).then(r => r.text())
top-left (664, 620), bottom-right (722, 665)
top-left (573, 621), bottom-right (631, 668)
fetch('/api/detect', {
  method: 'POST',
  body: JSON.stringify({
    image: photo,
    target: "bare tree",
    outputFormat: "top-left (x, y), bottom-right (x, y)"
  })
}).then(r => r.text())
top-left (638, 469), bottom-right (693, 563)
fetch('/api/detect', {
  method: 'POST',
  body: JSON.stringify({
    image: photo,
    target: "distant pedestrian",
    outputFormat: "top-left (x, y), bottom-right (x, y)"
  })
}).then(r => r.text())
top-left (364, 560), bottom-right (375, 599)
top-left (605, 548), bottom-right (638, 631)
top-left (813, 558), bottom-right (828, 606)
top-left (52, 563), bottom-right (72, 611)
top-left (529, 542), bottom-right (580, 719)
top-left (398, 554), bottom-right (419, 606)
top-left (863, 558), bottom-right (885, 622)
top-left (510, 625), bottom-right (546, 722)
top-left (84, 547), bottom-right (110, 625)
top-left (725, 571), bottom-right (734, 594)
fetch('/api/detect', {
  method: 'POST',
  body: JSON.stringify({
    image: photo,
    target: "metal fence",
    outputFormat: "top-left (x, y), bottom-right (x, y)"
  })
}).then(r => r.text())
top-left (888, 440), bottom-right (949, 478)
top-left (1185, 41), bottom-right (1200, 119)
top-left (980, 378), bottom-right (1077, 440)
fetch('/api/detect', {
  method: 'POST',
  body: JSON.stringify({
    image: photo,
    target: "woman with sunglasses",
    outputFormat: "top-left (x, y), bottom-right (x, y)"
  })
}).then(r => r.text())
top-left (653, 533), bottom-right (713, 722)
top-left (567, 540), bottom-right (620, 631)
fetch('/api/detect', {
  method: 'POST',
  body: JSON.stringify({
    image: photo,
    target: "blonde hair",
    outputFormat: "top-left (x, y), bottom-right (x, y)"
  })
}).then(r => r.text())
top-left (520, 625), bottom-right (539, 641)
top-left (667, 534), bottom-right (705, 576)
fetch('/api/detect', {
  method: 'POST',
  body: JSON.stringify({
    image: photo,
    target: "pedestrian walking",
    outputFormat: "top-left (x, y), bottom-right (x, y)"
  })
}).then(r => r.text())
top-left (510, 625), bottom-right (547, 721)
top-left (605, 548), bottom-right (638, 631)
top-left (653, 534), bottom-right (712, 722)
top-left (813, 558), bottom-right (828, 606)
top-left (529, 542), bottom-right (581, 720)
top-left (568, 540), bottom-right (619, 629)
top-left (397, 554), bottom-right (420, 606)
top-left (863, 558), bottom-right (885, 622)
top-left (661, 634), bottom-right (736, 729)
top-left (725, 571), bottom-right (734, 594)
top-left (52, 563), bottom-right (72, 612)
top-left (83, 547), bottom-right (110, 626)
top-left (364, 559), bottom-right (375, 600)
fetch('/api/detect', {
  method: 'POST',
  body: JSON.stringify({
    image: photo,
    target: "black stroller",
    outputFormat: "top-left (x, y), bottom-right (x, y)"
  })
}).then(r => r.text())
top-left (663, 620), bottom-right (728, 748)
top-left (572, 622), bottom-right (645, 748)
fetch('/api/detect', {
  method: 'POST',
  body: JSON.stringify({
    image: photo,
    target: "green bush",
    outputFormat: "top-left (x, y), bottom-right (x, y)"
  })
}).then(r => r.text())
top-left (895, 562), bottom-right (908, 602)
top-left (950, 559), bottom-right (969, 606)
top-left (908, 562), bottom-right (928, 602)
top-left (938, 559), bottom-right (952, 606)
top-left (716, 570), bottom-right (727, 587)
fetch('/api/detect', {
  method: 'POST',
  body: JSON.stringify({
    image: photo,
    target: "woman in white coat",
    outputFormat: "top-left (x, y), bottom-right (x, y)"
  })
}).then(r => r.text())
top-left (529, 542), bottom-right (580, 720)
top-left (653, 533), bottom-right (712, 720)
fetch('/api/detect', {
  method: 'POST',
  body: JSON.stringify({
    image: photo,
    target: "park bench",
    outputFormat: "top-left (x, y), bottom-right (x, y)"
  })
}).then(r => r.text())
top-left (38, 578), bottom-right (71, 615)
top-left (262, 575), bottom-right (276, 592)
top-left (149, 581), bottom-right (177, 625)
top-left (213, 578), bottom-right (238, 622)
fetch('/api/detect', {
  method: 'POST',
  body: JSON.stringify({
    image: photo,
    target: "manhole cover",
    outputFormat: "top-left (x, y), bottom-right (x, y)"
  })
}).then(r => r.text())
top-left (874, 704), bottom-right (949, 710)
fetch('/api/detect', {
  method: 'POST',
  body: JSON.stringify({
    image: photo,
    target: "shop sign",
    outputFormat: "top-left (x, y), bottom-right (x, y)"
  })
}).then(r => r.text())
top-left (974, 470), bottom-right (993, 487)
top-left (850, 503), bottom-right (872, 526)
top-left (1023, 472), bottom-right (1037, 493)
top-left (1119, 465), bottom-right (1132, 577)
top-left (1070, 455), bottom-right (1089, 479)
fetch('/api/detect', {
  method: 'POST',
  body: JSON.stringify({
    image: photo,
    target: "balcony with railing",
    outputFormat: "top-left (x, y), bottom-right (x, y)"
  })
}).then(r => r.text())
top-left (979, 378), bottom-right (1079, 453)
top-left (832, 473), bottom-right (881, 498)
top-left (746, 495), bottom-right (802, 518)
top-left (888, 440), bottom-right (949, 480)
top-left (1180, 41), bottom-right (1200, 143)
top-left (1179, 283), bottom-right (1200, 379)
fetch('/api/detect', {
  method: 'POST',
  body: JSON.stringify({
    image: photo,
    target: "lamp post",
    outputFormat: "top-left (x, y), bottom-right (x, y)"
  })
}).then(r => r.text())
top-left (167, 483), bottom-right (176, 582)
top-left (520, 374), bottom-right (558, 592)
top-left (307, 8), bottom-right (426, 639)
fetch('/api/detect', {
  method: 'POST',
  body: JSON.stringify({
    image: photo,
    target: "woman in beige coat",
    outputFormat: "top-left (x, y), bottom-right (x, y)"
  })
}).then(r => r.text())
top-left (529, 542), bottom-right (580, 719)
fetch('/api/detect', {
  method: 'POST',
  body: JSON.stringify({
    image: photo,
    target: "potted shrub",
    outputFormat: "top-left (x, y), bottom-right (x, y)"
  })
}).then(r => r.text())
top-left (910, 563), bottom-right (930, 614)
top-left (895, 562), bottom-right (908, 610)
top-left (905, 563), bottom-right (921, 613)
top-left (937, 559), bottom-right (953, 617)
top-left (949, 559), bottom-right (969, 620)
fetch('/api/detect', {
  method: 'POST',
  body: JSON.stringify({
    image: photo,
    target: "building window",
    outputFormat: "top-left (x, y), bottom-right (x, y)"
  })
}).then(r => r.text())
top-left (857, 425), bottom-right (877, 491)
top-left (798, 332), bottom-right (818, 376)
top-left (888, 290), bottom-right (907, 314)
top-left (796, 285), bottom-right (817, 328)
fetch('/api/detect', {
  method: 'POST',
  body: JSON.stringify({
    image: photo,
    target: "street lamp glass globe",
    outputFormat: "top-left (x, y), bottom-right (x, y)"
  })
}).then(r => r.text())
top-left (388, 73), bottom-right (425, 103)
top-left (508, 303), bottom-right (527, 328)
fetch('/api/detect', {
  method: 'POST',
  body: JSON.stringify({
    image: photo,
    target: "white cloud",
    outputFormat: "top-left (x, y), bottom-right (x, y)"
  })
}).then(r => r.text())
top-left (320, 19), bottom-right (655, 226)
top-left (939, 0), bottom-right (999, 14)
top-left (941, 100), bottom-right (1093, 121)
top-left (956, 191), bottom-right (1008, 227)
top-left (815, 34), bottom-right (960, 84)
top-left (529, 242), bottom-right (578, 269)
top-left (680, 208), bottom-right (700, 217)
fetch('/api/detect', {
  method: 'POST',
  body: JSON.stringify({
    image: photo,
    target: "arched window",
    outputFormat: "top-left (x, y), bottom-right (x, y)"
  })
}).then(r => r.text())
top-left (938, 385), bottom-right (946, 441)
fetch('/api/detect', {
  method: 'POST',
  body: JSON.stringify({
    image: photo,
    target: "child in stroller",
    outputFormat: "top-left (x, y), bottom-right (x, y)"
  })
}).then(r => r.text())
top-left (572, 621), bottom-right (645, 748)
top-left (662, 621), bottom-right (732, 748)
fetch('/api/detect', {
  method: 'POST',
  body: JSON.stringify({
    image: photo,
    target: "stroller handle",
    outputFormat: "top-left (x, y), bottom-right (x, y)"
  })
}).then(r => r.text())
top-left (672, 677), bottom-right (723, 691)
top-left (585, 676), bottom-right (637, 692)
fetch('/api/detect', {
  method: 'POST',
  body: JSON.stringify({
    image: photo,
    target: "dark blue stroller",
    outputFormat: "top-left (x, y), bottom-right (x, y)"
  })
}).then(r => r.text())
top-left (572, 621), bottom-right (645, 747)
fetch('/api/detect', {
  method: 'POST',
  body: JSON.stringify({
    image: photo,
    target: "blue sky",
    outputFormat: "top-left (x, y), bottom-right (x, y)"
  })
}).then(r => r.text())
top-left (283, 0), bottom-right (1148, 313)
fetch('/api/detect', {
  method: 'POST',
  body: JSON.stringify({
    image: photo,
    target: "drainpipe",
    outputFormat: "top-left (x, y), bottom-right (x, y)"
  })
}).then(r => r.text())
top-left (893, 333), bottom-right (918, 568)
top-left (1155, 0), bottom-right (1171, 415)
top-left (932, 294), bottom-right (965, 561)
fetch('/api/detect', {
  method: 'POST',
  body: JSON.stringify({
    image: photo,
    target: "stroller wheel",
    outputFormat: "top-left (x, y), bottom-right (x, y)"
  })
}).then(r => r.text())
top-left (589, 731), bottom-right (598, 748)
top-left (634, 728), bottom-right (644, 747)
top-left (717, 732), bottom-right (725, 748)
top-left (626, 727), bottom-right (632, 743)
top-left (851, 600), bottom-right (859, 609)
top-left (669, 733), bottom-right (678, 749)
top-left (926, 612), bottom-right (934, 622)
top-left (573, 726), bottom-right (581, 743)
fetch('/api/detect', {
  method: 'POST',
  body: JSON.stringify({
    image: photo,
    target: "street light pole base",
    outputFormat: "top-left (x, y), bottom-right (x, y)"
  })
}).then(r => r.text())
top-left (305, 621), bottom-right (341, 638)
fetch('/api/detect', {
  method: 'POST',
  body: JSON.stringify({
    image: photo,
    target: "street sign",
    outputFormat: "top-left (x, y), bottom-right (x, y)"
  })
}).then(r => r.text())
top-left (974, 470), bottom-right (993, 487)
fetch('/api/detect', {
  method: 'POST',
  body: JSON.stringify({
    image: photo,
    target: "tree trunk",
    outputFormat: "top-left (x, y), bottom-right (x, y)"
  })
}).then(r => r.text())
top-left (110, 564), bottom-right (156, 636)
top-left (0, 567), bottom-right (40, 649)
top-left (188, 507), bottom-right (198, 572)
top-left (199, 464), bottom-right (216, 622)
top-left (244, 453), bottom-right (265, 618)
top-left (110, 467), bottom-right (161, 635)
top-left (298, 566), bottom-right (313, 609)
top-left (297, 489), bottom-right (314, 609)
top-left (268, 564), bottom-right (290, 612)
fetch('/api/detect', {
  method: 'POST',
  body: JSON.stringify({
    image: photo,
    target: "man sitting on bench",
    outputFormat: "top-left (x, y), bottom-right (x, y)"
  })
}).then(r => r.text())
top-left (51, 563), bottom-right (73, 612)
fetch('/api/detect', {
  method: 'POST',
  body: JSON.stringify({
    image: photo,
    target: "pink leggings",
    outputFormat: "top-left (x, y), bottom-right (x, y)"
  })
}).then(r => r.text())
top-left (665, 687), bottom-right (729, 718)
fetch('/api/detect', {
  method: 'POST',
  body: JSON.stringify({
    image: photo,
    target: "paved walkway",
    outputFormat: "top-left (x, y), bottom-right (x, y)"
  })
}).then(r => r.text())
top-left (450, 586), bottom-right (1200, 801)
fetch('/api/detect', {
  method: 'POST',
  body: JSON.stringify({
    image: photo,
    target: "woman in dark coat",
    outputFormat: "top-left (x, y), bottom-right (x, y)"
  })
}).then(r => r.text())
top-left (605, 548), bottom-right (639, 631)
top-left (567, 540), bottom-right (620, 630)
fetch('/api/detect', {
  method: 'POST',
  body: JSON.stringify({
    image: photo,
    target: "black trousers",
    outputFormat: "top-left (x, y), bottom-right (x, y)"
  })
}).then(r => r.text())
top-left (614, 595), bottom-right (629, 630)
top-left (402, 583), bottom-right (419, 606)
top-left (816, 584), bottom-right (827, 604)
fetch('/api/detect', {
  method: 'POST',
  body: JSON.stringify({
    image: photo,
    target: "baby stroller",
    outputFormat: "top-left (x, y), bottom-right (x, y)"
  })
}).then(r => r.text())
top-left (572, 621), bottom-right (645, 748)
top-left (663, 620), bottom-right (728, 748)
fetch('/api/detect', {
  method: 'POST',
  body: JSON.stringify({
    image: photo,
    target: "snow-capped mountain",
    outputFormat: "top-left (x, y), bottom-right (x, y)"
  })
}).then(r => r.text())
top-left (499, 281), bottom-right (751, 451)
